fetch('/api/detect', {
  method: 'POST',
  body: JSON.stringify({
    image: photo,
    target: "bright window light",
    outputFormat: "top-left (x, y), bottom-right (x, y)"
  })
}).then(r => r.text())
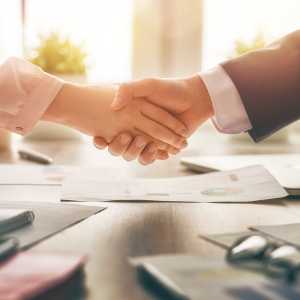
top-left (26, 0), bottom-right (133, 82)
top-left (203, 0), bottom-right (300, 69)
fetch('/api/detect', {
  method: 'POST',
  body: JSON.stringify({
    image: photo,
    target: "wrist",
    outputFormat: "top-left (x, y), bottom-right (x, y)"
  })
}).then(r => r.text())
top-left (185, 74), bottom-right (214, 120)
top-left (42, 83), bottom-right (82, 127)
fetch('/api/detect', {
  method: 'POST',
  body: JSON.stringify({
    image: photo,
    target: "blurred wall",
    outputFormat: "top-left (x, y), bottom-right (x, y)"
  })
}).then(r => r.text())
top-left (132, 0), bottom-right (203, 79)
top-left (0, 0), bottom-right (22, 61)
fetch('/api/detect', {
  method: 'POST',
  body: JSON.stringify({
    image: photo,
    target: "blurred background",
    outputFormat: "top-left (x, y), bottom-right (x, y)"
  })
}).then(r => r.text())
top-left (1, 0), bottom-right (300, 145)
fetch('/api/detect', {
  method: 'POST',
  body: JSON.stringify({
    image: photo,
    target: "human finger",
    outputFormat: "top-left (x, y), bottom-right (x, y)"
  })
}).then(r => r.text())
top-left (107, 133), bottom-right (133, 156)
top-left (140, 101), bottom-right (188, 137)
top-left (111, 79), bottom-right (158, 111)
top-left (138, 143), bottom-right (158, 165)
top-left (137, 115), bottom-right (187, 149)
top-left (93, 136), bottom-right (108, 150)
top-left (122, 135), bottom-right (148, 161)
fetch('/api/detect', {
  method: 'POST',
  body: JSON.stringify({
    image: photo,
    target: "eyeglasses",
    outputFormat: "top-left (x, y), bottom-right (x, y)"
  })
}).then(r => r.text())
top-left (226, 234), bottom-right (300, 283)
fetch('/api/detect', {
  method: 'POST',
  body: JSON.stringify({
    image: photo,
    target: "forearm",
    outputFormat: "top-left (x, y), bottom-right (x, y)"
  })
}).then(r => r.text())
top-left (43, 83), bottom-right (117, 138)
top-left (43, 83), bottom-right (87, 131)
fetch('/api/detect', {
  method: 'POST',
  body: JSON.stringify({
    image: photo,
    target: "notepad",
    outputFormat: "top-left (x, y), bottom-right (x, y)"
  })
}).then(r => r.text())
top-left (0, 202), bottom-right (105, 250)
top-left (130, 255), bottom-right (300, 300)
top-left (252, 223), bottom-right (300, 248)
top-left (0, 209), bottom-right (34, 235)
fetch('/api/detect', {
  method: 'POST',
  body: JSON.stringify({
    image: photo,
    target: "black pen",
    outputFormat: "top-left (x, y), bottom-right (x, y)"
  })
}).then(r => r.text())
top-left (18, 148), bottom-right (53, 165)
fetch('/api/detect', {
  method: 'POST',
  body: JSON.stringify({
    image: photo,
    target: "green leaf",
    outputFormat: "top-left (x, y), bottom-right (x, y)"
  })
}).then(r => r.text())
top-left (28, 32), bottom-right (87, 75)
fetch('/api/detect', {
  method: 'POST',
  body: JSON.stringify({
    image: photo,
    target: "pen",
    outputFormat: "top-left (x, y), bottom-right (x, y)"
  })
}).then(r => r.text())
top-left (18, 149), bottom-right (53, 165)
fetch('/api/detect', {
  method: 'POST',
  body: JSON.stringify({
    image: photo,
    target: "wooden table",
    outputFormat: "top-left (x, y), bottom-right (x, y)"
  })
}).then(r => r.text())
top-left (2, 131), bottom-right (300, 300)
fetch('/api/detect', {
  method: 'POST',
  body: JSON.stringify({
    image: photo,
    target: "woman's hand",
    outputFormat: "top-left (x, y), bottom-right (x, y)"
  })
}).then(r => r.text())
top-left (43, 83), bottom-right (187, 159)
top-left (94, 134), bottom-right (171, 165)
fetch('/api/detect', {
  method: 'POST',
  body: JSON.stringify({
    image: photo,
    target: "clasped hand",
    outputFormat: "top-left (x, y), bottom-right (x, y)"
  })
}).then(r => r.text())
top-left (94, 75), bottom-right (213, 165)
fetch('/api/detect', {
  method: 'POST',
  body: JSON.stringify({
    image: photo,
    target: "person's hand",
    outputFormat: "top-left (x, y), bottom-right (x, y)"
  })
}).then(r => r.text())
top-left (105, 75), bottom-right (214, 164)
top-left (112, 75), bottom-right (213, 134)
top-left (43, 83), bottom-right (188, 153)
top-left (93, 134), bottom-right (171, 165)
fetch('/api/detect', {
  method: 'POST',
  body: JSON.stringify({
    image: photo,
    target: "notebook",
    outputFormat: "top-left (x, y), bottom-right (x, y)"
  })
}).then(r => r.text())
top-left (131, 255), bottom-right (300, 300)
top-left (0, 202), bottom-right (105, 250)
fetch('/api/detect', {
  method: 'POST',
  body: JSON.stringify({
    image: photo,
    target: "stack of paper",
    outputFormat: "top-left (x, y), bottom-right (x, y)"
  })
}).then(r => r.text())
top-left (62, 165), bottom-right (287, 203)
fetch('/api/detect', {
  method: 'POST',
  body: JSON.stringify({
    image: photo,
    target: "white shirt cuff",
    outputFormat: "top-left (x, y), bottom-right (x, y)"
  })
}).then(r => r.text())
top-left (200, 65), bottom-right (252, 134)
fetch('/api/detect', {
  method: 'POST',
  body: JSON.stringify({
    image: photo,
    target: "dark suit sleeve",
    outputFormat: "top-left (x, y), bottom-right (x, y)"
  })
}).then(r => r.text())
top-left (221, 30), bottom-right (300, 142)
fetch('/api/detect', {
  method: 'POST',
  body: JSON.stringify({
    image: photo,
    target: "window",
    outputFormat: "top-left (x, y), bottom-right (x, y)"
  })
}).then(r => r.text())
top-left (203, 0), bottom-right (300, 69)
top-left (0, 1), bottom-right (22, 59)
top-left (25, 0), bottom-right (133, 82)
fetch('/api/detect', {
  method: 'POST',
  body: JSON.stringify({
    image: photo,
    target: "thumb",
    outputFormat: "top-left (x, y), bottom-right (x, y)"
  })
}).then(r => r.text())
top-left (111, 79), bottom-right (156, 111)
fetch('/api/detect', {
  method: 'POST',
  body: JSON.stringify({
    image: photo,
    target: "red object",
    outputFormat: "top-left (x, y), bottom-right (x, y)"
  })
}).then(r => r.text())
top-left (0, 251), bottom-right (86, 300)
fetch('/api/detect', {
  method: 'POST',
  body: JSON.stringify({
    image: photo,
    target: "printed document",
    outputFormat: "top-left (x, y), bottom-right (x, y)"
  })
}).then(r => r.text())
top-left (61, 165), bottom-right (287, 203)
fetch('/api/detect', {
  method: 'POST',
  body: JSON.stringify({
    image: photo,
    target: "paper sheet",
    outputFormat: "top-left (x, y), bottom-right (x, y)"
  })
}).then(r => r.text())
top-left (61, 165), bottom-right (288, 203)
top-left (181, 154), bottom-right (300, 190)
top-left (0, 165), bottom-right (79, 185)
top-left (252, 223), bottom-right (300, 247)
top-left (0, 165), bottom-right (122, 185)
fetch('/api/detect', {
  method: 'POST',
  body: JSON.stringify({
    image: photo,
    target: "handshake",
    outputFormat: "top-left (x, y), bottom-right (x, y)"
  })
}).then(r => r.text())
top-left (45, 75), bottom-right (213, 165)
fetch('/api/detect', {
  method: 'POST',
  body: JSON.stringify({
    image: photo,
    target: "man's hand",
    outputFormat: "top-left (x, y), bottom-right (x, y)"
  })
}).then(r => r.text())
top-left (112, 75), bottom-right (213, 134)
top-left (100, 75), bottom-right (214, 164)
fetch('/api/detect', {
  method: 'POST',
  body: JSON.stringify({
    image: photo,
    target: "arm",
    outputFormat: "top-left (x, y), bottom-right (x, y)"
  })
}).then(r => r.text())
top-left (201, 65), bottom-right (252, 134)
top-left (109, 30), bottom-right (300, 163)
top-left (0, 57), bottom-right (63, 134)
top-left (95, 66), bottom-right (252, 164)
top-left (102, 75), bottom-right (213, 164)
top-left (45, 83), bottom-right (187, 149)
top-left (222, 30), bottom-right (300, 141)
top-left (0, 57), bottom-right (187, 155)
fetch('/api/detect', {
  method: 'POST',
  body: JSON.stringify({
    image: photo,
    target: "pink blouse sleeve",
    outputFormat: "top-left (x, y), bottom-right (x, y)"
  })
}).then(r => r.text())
top-left (0, 57), bottom-right (63, 135)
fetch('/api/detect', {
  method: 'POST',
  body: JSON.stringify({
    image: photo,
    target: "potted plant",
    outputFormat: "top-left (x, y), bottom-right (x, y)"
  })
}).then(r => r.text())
top-left (229, 33), bottom-right (289, 144)
top-left (25, 32), bottom-right (88, 140)
top-left (30, 32), bottom-right (87, 83)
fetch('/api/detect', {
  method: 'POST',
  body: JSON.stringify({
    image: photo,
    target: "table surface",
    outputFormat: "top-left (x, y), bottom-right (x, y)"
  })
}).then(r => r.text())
top-left (2, 131), bottom-right (300, 300)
